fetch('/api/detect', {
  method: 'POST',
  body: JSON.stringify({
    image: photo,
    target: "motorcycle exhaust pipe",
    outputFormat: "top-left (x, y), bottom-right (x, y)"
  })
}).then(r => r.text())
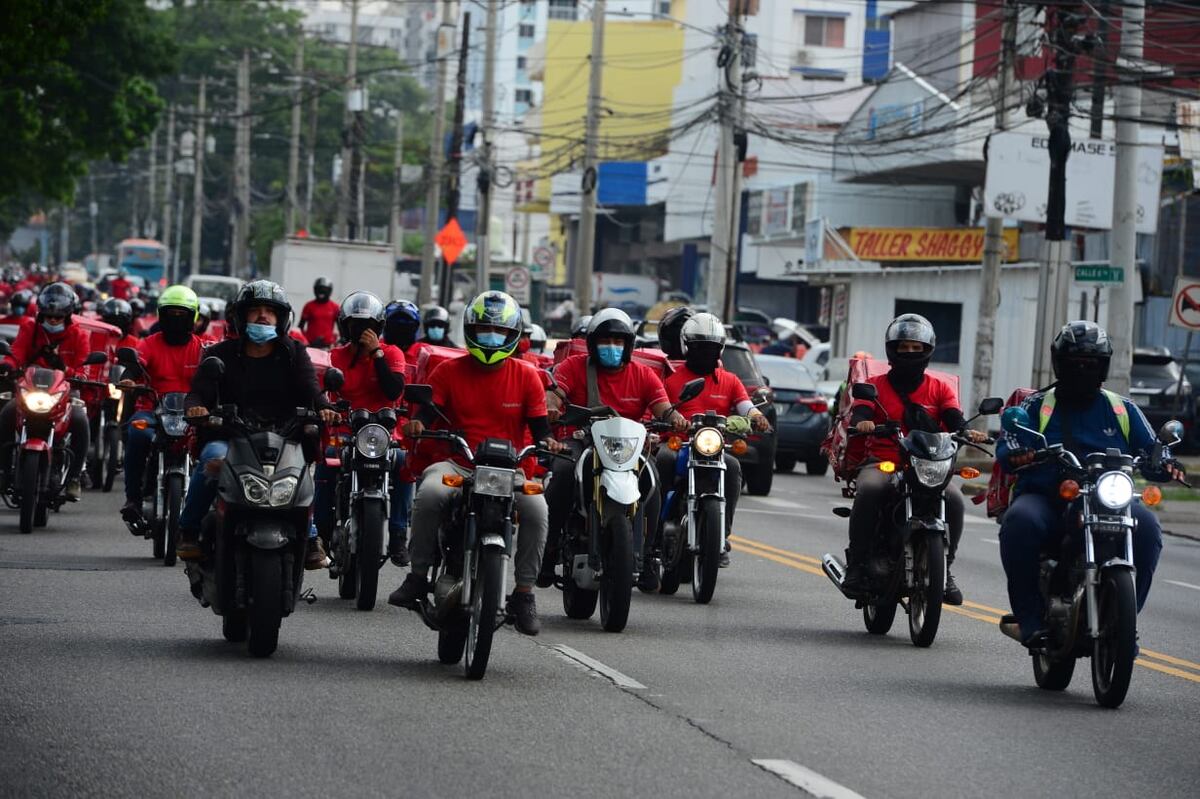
top-left (822, 553), bottom-right (854, 598)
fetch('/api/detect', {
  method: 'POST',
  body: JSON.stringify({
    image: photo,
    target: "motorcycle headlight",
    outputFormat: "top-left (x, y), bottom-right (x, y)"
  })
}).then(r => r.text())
top-left (473, 465), bottom-right (514, 498)
top-left (22, 390), bottom-right (58, 413)
top-left (355, 423), bottom-right (390, 459)
top-left (600, 435), bottom-right (639, 466)
top-left (1095, 471), bottom-right (1134, 510)
top-left (240, 474), bottom-right (270, 505)
top-left (912, 457), bottom-right (953, 488)
top-left (693, 427), bottom-right (724, 457)
top-left (269, 476), bottom-right (298, 507)
top-left (160, 414), bottom-right (188, 436)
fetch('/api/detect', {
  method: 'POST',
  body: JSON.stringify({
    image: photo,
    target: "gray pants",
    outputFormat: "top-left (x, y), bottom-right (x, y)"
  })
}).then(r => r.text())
top-left (408, 461), bottom-right (548, 588)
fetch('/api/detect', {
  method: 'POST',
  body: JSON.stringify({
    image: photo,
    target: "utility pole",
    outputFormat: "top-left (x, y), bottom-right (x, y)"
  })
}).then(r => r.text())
top-left (88, 173), bottom-right (98, 255)
top-left (707, 2), bottom-right (744, 323)
top-left (969, 0), bottom-right (1017, 423)
top-left (438, 12), bottom-right (470, 308)
top-left (337, 0), bottom-right (360, 239)
top-left (287, 31), bottom-right (305, 235)
top-left (147, 122), bottom-right (158, 239)
top-left (232, 49), bottom-right (251, 275)
top-left (161, 103), bottom-right (176, 259)
top-left (419, 0), bottom-right (455, 307)
top-left (59, 205), bottom-right (70, 265)
top-left (573, 0), bottom-right (607, 318)
top-left (356, 156), bottom-right (366, 238)
top-left (305, 86), bottom-right (319, 233)
top-left (476, 0), bottom-right (499, 296)
top-left (390, 112), bottom-right (405, 262)
top-left (1088, 1), bottom-right (1111, 140)
top-left (190, 76), bottom-right (207, 274)
top-left (1106, 0), bottom-right (1144, 396)
top-left (129, 150), bottom-right (140, 237)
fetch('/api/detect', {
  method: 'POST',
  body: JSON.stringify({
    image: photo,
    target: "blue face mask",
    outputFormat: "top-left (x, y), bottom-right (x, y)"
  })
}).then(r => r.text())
top-left (42, 321), bottom-right (65, 334)
top-left (596, 344), bottom-right (625, 368)
top-left (476, 331), bottom-right (506, 348)
top-left (427, 326), bottom-right (445, 341)
top-left (244, 322), bottom-right (278, 344)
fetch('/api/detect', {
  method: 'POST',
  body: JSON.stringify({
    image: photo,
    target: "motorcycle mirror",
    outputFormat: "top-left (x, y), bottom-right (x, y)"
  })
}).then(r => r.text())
top-left (116, 346), bottom-right (139, 366)
top-left (83, 351), bottom-right (108, 366)
top-left (323, 367), bottom-right (345, 393)
top-left (200, 356), bottom-right (225, 379)
top-left (404, 383), bottom-right (433, 405)
top-left (978, 397), bottom-right (1004, 416)
top-left (678, 378), bottom-right (705, 404)
top-left (1001, 406), bottom-right (1031, 433)
top-left (850, 382), bottom-right (878, 402)
top-left (0, 340), bottom-right (11, 357)
top-left (1159, 419), bottom-right (1184, 446)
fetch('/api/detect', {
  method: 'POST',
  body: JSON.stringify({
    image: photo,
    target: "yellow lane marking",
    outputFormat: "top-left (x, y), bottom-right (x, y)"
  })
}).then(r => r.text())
top-left (733, 534), bottom-right (1200, 685)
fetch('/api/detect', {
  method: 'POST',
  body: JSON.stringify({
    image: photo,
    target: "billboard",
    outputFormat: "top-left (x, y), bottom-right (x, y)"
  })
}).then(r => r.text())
top-left (846, 227), bottom-right (1020, 262)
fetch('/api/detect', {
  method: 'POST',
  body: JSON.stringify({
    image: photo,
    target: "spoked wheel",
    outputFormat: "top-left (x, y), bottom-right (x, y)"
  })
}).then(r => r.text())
top-left (598, 506), bottom-right (633, 633)
top-left (691, 496), bottom-right (722, 604)
top-left (464, 549), bottom-right (504, 680)
top-left (247, 549), bottom-right (283, 658)
top-left (1033, 652), bottom-right (1076, 691)
top-left (163, 473), bottom-right (183, 567)
top-left (863, 593), bottom-right (898, 635)
top-left (907, 534), bottom-right (945, 648)
top-left (17, 452), bottom-right (40, 535)
top-left (102, 425), bottom-right (120, 492)
top-left (1091, 569), bottom-right (1138, 708)
top-left (354, 500), bottom-right (385, 611)
top-left (148, 463), bottom-right (164, 559)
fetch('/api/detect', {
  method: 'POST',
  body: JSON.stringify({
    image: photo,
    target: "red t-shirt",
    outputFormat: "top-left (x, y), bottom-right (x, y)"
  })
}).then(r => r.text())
top-left (116, 333), bottom-right (141, 352)
top-left (329, 342), bottom-right (406, 413)
top-left (428, 355), bottom-right (546, 464)
top-left (554, 353), bottom-right (668, 420)
top-left (135, 333), bottom-right (205, 410)
top-left (300, 299), bottom-right (339, 346)
top-left (110, 278), bottom-right (134, 300)
top-left (665, 365), bottom-right (749, 419)
top-left (851, 372), bottom-right (961, 462)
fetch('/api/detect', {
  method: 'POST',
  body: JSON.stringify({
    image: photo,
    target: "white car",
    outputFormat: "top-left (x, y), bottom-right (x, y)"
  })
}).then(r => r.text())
top-left (799, 342), bottom-right (831, 380)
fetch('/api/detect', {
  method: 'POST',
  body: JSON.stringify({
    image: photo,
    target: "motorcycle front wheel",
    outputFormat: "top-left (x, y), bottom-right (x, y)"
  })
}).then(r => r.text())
top-left (355, 499), bottom-right (385, 611)
top-left (163, 473), bottom-right (183, 567)
top-left (598, 507), bottom-right (633, 633)
top-left (1091, 568), bottom-right (1137, 708)
top-left (908, 533), bottom-right (945, 648)
top-left (464, 549), bottom-right (504, 680)
top-left (691, 496), bottom-right (722, 604)
top-left (247, 549), bottom-right (283, 658)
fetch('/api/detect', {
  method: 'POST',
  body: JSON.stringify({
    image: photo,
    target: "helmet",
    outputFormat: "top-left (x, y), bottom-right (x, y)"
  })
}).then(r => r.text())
top-left (158, 284), bottom-right (200, 322)
top-left (99, 298), bottom-right (134, 335)
top-left (884, 313), bottom-right (936, 362)
top-left (679, 312), bottom-right (726, 356)
top-left (337, 291), bottom-right (386, 342)
top-left (313, 277), bottom-right (333, 301)
top-left (529, 324), bottom-right (547, 352)
top-left (10, 289), bottom-right (33, 317)
top-left (657, 306), bottom-right (695, 359)
top-left (37, 283), bottom-right (76, 322)
top-left (572, 315), bottom-right (593, 339)
top-left (586, 308), bottom-right (636, 366)
top-left (384, 300), bottom-right (421, 346)
top-left (1051, 320), bottom-right (1112, 382)
top-left (233, 280), bottom-right (293, 338)
top-left (129, 297), bottom-right (146, 318)
top-left (424, 305), bottom-right (450, 331)
top-left (195, 301), bottom-right (213, 334)
top-left (463, 291), bottom-right (522, 365)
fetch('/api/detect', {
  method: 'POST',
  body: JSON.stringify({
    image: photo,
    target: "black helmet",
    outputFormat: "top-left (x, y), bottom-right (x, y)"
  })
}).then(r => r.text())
top-left (571, 314), bottom-right (593, 339)
top-left (10, 289), bottom-right (33, 317)
top-left (100, 298), bottom-right (134, 335)
top-left (384, 300), bottom-right (421, 347)
top-left (313, 277), bottom-right (333, 301)
top-left (129, 297), bottom-right (146, 318)
top-left (586, 308), bottom-right (635, 367)
top-left (884, 313), bottom-right (936, 363)
top-left (337, 291), bottom-right (386, 343)
top-left (657, 305), bottom-right (695, 359)
top-left (1051, 320), bottom-right (1112, 383)
top-left (233, 279), bottom-right (293, 338)
top-left (37, 283), bottom-right (76, 323)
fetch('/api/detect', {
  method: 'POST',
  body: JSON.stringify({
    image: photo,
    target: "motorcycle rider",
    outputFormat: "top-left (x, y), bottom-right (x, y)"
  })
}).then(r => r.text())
top-left (996, 321), bottom-right (1183, 646)
top-left (177, 280), bottom-right (339, 566)
top-left (656, 305), bottom-right (694, 360)
top-left (99, 298), bottom-right (140, 351)
top-left (659, 313), bottom-right (771, 572)
top-left (109, 269), bottom-right (134, 301)
top-left (119, 285), bottom-right (206, 530)
top-left (541, 308), bottom-right (686, 590)
top-left (9, 289), bottom-right (35, 321)
top-left (420, 305), bottom-right (454, 346)
top-left (529, 324), bottom-right (548, 354)
top-left (383, 300), bottom-right (422, 357)
top-left (843, 313), bottom-right (986, 604)
top-left (387, 291), bottom-right (560, 636)
top-left (0, 283), bottom-right (92, 500)
top-left (319, 291), bottom-right (410, 564)
top-left (299, 276), bottom-right (338, 348)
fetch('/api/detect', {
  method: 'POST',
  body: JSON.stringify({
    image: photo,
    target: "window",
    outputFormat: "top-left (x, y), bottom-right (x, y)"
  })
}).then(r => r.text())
top-left (548, 0), bottom-right (577, 21)
top-left (804, 15), bottom-right (846, 48)
top-left (893, 300), bottom-right (962, 364)
top-left (515, 88), bottom-right (533, 104)
top-left (791, 183), bottom-right (808, 233)
top-left (764, 187), bottom-right (790, 235)
top-left (517, 55), bottom-right (527, 70)
top-left (746, 191), bottom-right (763, 236)
top-left (518, 23), bottom-right (535, 39)
top-left (656, 1), bottom-right (671, 16)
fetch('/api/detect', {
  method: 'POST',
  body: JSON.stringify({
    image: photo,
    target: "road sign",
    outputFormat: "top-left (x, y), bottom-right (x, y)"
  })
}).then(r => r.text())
top-left (532, 246), bottom-right (554, 270)
top-left (1171, 278), bottom-right (1200, 331)
top-left (1074, 265), bottom-right (1124, 283)
top-left (435, 218), bottom-right (467, 265)
top-left (505, 266), bottom-right (531, 304)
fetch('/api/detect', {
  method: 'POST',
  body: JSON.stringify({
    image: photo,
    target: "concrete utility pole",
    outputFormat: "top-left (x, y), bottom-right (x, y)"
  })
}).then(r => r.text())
top-left (337, 0), bottom-right (360, 239)
top-left (232, 49), bottom-right (252, 274)
top-left (418, 0), bottom-right (455, 307)
top-left (287, 32), bottom-right (305, 235)
top-left (129, 150), bottom-right (140, 237)
top-left (969, 0), bottom-right (1017, 422)
top-left (305, 86), bottom-right (319, 233)
top-left (390, 112), bottom-right (405, 262)
top-left (190, 76), bottom-right (207, 274)
top-left (59, 205), bottom-right (69, 265)
top-left (146, 122), bottom-right (158, 239)
top-left (88, 174), bottom-right (98, 255)
top-left (574, 0), bottom-right (607, 318)
top-left (476, 0), bottom-right (499, 295)
top-left (1106, 0), bottom-right (1144, 397)
top-left (438, 12), bottom-right (471, 308)
top-left (707, 3), bottom-right (744, 323)
top-left (161, 103), bottom-right (176, 257)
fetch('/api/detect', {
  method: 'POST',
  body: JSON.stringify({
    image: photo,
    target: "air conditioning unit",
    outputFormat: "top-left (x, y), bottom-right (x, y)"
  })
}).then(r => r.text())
top-left (793, 49), bottom-right (810, 67)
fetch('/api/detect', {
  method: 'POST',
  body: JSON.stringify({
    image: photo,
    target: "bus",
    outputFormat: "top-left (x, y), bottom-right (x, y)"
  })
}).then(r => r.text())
top-left (116, 238), bottom-right (169, 286)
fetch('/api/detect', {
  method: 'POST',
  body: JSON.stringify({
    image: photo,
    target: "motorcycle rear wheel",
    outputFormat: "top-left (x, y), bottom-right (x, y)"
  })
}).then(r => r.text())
top-left (599, 507), bottom-right (633, 633)
top-left (863, 595), bottom-right (898, 634)
top-left (659, 522), bottom-right (683, 596)
top-left (247, 549), bottom-right (283, 658)
top-left (337, 530), bottom-right (358, 600)
top-left (464, 549), bottom-right (504, 680)
top-left (1091, 569), bottom-right (1137, 708)
top-left (102, 426), bottom-right (120, 492)
top-left (17, 452), bottom-right (39, 535)
top-left (1033, 653), bottom-right (1075, 691)
top-left (562, 542), bottom-right (599, 619)
top-left (355, 499), bottom-right (385, 611)
top-left (691, 496), bottom-right (722, 604)
top-left (222, 611), bottom-right (248, 643)
top-left (908, 534), bottom-right (945, 648)
top-left (438, 620), bottom-right (467, 665)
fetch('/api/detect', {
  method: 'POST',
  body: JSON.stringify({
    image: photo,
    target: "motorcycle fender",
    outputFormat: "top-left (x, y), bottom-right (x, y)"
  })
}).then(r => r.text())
top-left (480, 533), bottom-right (506, 550)
top-left (21, 439), bottom-right (49, 453)
top-left (1100, 558), bottom-right (1134, 571)
top-left (908, 516), bottom-right (945, 533)
top-left (239, 519), bottom-right (293, 550)
top-left (600, 469), bottom-right (640, 505)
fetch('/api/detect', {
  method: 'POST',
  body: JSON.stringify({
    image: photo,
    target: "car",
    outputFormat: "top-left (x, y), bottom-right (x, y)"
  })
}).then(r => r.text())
top-left (755, 354), bottom-right (833, 475)
top-left (717, 335), bottom-right (778, 496)
top-left (798, 341), bottom-right (831, 380)
top-left (1131, 347), bottom-right (1195, 446)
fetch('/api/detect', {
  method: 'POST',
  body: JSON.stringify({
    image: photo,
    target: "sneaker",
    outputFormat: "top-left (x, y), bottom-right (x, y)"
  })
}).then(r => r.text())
top-left (507, 591), bottom-right (540, 636)
top-left (637, 558), bottom-right (660, 593)
top-left (944, 569), bottom-right (964, 606)
top-left (65, 479), bottom-right (82, 502)
top-left (388, 529), bottom-right (410, 567)
top-left (176, 530), bottom-right (203, 563)
top-left (305, 537), bottom-right (329, 570)
top-left (388, 573), bottom-right (430, 609)
top-left (120, 500), bottom-right (145, 535)
top-left (535, 552), bottom-right (558, 588)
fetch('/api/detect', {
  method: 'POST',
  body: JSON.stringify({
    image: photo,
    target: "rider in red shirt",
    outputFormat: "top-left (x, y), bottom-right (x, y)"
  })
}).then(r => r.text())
top-left (109, 270), bottom-right (134, 300)
top-left (99, 298), bottom-right (140, 352)
top-left (299, 277), bottom-right (338, 348)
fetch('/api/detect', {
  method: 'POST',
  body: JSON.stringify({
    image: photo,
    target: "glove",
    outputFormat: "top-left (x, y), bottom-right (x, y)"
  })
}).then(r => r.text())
top-left (726, 415), bottom-right (751, 435)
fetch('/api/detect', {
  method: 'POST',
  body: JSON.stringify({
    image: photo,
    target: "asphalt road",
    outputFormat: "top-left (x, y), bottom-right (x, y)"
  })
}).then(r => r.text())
top-left (2, 471), bottom-right (1198, 798)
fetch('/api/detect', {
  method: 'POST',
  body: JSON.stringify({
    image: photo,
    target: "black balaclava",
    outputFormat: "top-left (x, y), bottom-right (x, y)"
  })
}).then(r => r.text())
top-left (385, 316), bottom-right (418, 349)
top-left (685, 342), bottom-right (722, 376)
top-left (160, 308), bottom-right (194, 346)
top-left (1055, 358), bottom-right (1105, 408)
top-left (886, 345), bottom-right (932, 395)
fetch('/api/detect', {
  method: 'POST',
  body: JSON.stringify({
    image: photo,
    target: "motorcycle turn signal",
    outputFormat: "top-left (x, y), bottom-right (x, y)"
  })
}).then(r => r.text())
top-left (1059, 480), bottom-right (1081, 501)
top-left (1142, 485), bottom-right (1162, 506)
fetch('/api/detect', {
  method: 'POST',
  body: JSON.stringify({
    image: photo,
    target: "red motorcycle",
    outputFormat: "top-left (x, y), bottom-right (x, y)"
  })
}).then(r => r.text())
top-left (0, 348), bottom-right (107, 533)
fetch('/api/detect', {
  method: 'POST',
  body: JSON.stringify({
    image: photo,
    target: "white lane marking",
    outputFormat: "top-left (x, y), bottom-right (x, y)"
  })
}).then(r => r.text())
top-left (752, 759), bottom-right (867, 799)
top-left (744, 496), bottom-right (811, 510)
top-left (1165, 579), bottom-right (1200, 592)
top-left (551, 644), bottom-right (646, 690)
top-left (981, 537), bottom-right (1000, 544)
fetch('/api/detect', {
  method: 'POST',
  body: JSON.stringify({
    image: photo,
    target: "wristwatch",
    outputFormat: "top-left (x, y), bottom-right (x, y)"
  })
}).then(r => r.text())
top-left (372, 348), bottom-right (384, 359)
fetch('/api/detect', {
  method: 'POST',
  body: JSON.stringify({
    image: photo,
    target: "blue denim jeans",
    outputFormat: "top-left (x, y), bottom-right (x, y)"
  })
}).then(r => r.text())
top-left (179, 440), bottom-right (228, 534)
top-left (123, 411), bottom-right (156, 503)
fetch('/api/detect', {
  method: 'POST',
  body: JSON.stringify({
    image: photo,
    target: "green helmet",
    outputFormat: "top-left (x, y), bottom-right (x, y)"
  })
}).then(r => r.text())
top-left (158, 284), bottom-right (200, 322)
top-left (464, 291), bottom-right (522, 365)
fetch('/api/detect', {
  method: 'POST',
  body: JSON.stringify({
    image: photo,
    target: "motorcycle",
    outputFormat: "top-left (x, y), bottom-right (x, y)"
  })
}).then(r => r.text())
top-left (997, 408), bottom-right (1188, 708)
top-left (322, 367), bottom-right (399, 611)
top-left (86, 361), bottom-right (125, 493)
top-left (403, 383), bottom-right (546, 679)
top-left (183, 356), bottom-right (319, 658)
top-left (821, 384), bottom-right (1002, 647)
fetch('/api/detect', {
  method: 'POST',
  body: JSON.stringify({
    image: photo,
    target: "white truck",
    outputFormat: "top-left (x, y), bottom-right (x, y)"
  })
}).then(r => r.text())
top-left (268, 237), bottom-right (396, 313)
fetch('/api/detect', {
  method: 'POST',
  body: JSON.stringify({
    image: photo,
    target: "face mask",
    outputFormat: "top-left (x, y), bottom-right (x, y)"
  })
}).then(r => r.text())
top-left (887, 349), bottom-right (931, 392)
top-left (476, 331), bottom-right (507, 348)
top-left (427, 326), bottom-right (445, 342)
top-left (1055, 360), bottom-right (1105, 406)
top-left (596, 344), bottom-right (625, 368)
top-left (42, 321), bottom-right (65, 334)
top-left (161, 313), bottom-right (193, 345)
top-left (245, 322), bottom-right (278, 344)
top-left (685, 349), bottom-right (721, 375)
top-left (385, 322), bottom-right (417, 349)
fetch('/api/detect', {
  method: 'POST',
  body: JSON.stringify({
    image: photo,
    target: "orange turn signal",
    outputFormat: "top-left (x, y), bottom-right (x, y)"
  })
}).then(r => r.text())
top-left (1142, 485), bottom-right (1162, 506)
top-left (959, 466), bottom-right (981, 480)
top-left (878, 461), bottom-right (896, 474)
top-left (441, 474), bottom-right (464, 488)
top-left (522, 481), bottom-right (544, 495)
top-left (1059, 479), bottom-right (1081, 501)
top-left (131, 419), bottom-right (151, 430)
top-left (667, 436), bottom-right (683, 452)
top-left (731, 439), bottom-right (749, 456)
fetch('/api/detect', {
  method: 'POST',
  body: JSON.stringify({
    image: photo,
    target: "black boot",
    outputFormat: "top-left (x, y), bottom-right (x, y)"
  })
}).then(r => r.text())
top-left (944, 565), bottom-right (964, 606)
top-left (388, 528), bottom-right (410, 567)
top-left (842, 548), bottom-right (867, 593)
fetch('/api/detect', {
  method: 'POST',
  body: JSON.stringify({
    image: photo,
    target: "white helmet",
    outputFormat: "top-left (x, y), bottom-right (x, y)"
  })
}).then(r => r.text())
top-left (529, 323), bottom-right (547, 351)
top-left (679, 312), bottom-right (726, 356)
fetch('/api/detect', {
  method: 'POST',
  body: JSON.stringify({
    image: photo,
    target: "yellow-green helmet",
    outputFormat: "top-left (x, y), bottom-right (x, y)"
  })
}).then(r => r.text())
top-left (158, 284), bottom-right (200, 322)
top-left (464, 291), bottom-right (522, 365)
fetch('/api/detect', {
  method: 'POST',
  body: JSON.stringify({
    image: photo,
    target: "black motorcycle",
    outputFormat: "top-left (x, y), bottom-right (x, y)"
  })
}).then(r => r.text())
top-left (822, 384), bottom-right (1001, 647)
top-left (86, 361), bottom-right (125, 493)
